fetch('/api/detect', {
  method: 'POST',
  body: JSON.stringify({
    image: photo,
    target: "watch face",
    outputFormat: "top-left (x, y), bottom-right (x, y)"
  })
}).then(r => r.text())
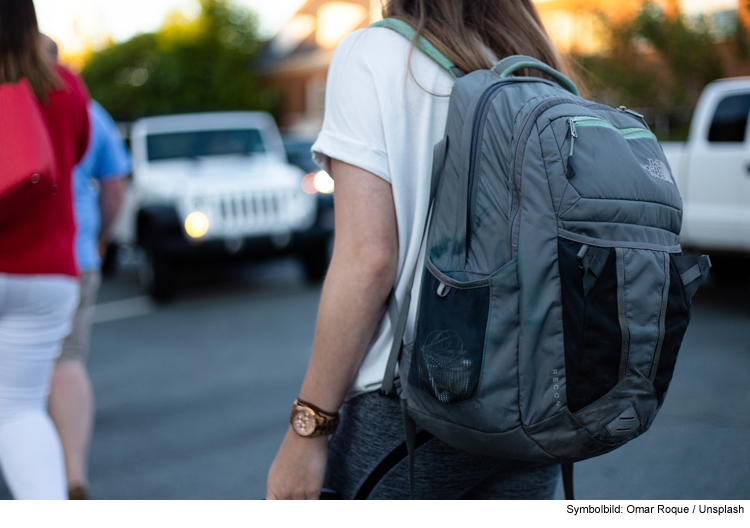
top-left (292, 407), bottom-right (317, 436)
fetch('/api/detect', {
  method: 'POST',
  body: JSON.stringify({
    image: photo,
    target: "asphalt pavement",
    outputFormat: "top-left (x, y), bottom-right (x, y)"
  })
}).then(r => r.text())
top-left (0, 256), bottom-right (748, 500)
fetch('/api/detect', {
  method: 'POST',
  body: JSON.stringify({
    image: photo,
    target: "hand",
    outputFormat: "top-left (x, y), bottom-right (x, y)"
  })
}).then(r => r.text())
top-left (266, 427), bottom-right (329, 500)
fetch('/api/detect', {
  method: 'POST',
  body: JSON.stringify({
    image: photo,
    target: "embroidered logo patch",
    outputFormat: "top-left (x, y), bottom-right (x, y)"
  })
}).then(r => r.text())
top-left (641, 159), bottom-right (673, 183)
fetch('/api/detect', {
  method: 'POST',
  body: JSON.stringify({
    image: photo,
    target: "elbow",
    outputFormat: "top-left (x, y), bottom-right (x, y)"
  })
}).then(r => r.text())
top-left (350, 246), bottom-right (399, 294)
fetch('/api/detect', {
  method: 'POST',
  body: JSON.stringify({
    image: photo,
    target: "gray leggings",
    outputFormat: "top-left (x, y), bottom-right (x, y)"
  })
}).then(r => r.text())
top-left (324, 391), bottom-right (560, 499)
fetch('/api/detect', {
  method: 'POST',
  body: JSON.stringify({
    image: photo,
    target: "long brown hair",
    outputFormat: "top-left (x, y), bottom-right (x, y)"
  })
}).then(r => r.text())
top-left (381, 0), bottom-right (575, 81)
top-left (0, 0), bottom-right (60, 101)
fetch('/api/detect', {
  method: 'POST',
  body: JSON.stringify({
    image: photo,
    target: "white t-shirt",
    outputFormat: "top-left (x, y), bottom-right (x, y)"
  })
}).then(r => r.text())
top-left (312, 28), bottom-right (455, 397)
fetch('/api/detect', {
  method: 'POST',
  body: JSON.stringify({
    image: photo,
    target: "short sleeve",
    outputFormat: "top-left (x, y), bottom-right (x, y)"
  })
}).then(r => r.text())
top-left (90, 102), bottom-right (132, 181)
top-left (312, 30), bottom-right (390, 183)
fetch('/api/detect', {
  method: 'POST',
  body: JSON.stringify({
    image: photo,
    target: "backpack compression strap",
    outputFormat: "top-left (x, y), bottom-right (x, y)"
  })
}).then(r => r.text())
top-left (369, 19), bottom-right (465, 80)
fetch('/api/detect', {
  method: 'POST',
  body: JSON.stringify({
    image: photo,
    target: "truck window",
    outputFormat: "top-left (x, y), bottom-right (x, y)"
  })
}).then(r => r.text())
top-left (147, 129), bottom-right (266, 161)
top-left (708, 94), bottom-right (750, 143)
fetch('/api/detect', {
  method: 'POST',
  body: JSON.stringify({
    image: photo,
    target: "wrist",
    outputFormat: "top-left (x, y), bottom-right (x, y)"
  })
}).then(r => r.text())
top-left (286, 426), bottom-right (328, 445)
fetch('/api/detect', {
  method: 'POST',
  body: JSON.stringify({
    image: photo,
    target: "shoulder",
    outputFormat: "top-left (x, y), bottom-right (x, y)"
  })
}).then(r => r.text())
top-left (331, 27), bottom-right (414, 73)
top-left (43, 66), bottom-right (88, 129)
top-left (330, 27), bottom-right (452, 92)
top-left (337, 27), bottom-right (413, 56)
top-left (90, 100), bottom-right (117, 132)
top-left (52, 65), bottom-right (89, 106)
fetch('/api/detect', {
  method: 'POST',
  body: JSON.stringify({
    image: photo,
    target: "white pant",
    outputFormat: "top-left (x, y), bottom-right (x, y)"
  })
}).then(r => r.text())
top-left (0, 274), bottom-right (79, 500)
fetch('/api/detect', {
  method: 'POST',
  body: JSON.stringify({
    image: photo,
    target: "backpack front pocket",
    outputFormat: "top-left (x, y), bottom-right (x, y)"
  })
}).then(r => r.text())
top-left (543, 113), bottom-right (683, 239)
top-left (558, 238), bottom-right (625, 413)
top-left (558, 236), bottom-right (698, 443)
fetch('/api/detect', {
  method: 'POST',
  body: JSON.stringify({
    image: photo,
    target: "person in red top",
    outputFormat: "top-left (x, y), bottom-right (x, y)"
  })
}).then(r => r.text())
top-left (0, 0), bottom-right (89, 499)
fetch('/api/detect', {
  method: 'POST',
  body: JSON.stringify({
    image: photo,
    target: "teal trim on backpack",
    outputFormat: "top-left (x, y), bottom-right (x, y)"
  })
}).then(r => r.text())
top-left (571, 116), bottom-right (657, 140)
top-left (369, 19), bottom-right (460, 79)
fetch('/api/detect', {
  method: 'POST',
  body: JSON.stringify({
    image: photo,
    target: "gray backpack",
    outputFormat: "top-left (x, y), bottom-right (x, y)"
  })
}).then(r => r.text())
top-left (372, 19), bottom-right (712, 497)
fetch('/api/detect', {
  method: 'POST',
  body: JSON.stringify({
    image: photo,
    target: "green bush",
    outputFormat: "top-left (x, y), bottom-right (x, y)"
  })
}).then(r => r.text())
top-left (81, 0), bottom-right (278, 120)
top-left (573, 3), bottom-right (728, 139)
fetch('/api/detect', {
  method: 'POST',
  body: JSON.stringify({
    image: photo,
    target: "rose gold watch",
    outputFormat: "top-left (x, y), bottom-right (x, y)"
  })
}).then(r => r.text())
top-left (290, 399), bottom-right (340, 438)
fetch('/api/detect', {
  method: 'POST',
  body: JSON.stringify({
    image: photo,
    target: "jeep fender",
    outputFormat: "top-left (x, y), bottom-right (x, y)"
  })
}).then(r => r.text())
top-left (137, 205), bottom-right (181, 247)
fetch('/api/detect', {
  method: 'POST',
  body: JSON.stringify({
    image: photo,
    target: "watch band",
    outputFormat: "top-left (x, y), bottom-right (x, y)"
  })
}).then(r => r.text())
top-left (296, 398), bottom-right (339, 419)
top-left (290, 399), bottom-right (340, 438)
top-left (310, 417), bottom-right (339, 437)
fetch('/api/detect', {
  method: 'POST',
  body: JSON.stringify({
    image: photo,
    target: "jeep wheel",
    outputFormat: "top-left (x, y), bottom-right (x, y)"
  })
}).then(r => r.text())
top-left (301, 240), bottom-right (331, 283)
top-left (139, 249), bottom-right (174, 301)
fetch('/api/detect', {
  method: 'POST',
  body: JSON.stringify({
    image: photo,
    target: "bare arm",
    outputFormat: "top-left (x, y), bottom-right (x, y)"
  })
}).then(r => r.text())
top-left (98, 177), bottom-right (127, 245)
top-left (266, 159), bottom-right (399, 500)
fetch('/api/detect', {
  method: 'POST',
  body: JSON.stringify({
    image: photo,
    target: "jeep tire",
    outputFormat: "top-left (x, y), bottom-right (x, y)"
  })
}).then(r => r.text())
top-left (140, 248), bottom-right (174, 301)
top-left (301, 239), bottom-right (331, 283)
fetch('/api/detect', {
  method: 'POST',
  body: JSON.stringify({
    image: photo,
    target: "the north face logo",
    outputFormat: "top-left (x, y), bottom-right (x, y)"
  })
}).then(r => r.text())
top-left (641, 159), bottom-right (673, 183)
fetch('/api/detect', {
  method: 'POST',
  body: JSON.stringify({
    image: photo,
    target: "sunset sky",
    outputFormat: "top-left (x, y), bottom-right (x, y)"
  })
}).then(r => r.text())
top-left (34, 0), bottom-right (308, 56)
top-left (34, 0), bottom-right (739, 59)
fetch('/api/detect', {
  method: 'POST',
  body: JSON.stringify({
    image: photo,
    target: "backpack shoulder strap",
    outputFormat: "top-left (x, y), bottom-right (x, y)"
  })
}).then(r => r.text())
top-left (369, 18), bottom-right (464, 79)
top-left (380, 136), bottom-right (449, 398)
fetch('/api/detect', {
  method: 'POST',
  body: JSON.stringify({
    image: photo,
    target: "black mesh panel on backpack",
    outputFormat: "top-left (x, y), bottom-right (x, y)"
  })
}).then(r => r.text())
top-left (653, 257), bottom-right (691, 402)
top-left (410, 268), bottom-right (489, 404)
top-left (559, 239), bottom-right (622, 413)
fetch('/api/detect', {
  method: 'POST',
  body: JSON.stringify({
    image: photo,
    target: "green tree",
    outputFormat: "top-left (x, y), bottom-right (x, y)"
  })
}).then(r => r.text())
top-left (81, 0), bottom-right (277, 120)
top-left (574, 3), bottom-right (725, 137)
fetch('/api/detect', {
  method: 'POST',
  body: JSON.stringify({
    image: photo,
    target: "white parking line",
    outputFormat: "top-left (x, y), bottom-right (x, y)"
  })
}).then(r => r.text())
top-left (92, 296), bottom-right (156, 324)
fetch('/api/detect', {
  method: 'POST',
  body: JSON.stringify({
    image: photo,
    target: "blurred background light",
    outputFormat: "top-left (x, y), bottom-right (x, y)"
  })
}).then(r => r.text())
top-left (316, 2), bottom-right (368, 49)
top-left (270, 14), bottom-right (316, 55)
top-left (301, 173), bottom-right (318, 195)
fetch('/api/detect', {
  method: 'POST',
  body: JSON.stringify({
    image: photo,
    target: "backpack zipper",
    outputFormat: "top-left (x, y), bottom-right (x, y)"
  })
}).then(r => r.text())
top-left (568, 115), bottom-right (657, 141)
top-left (566, 116), bottom-right (658, 178)
top-left (567, 118), bottom-right (578, 178)
top-left (508, 96), bottom-right (581, 260)
top-left (465, 81), bottom-right (514, 262)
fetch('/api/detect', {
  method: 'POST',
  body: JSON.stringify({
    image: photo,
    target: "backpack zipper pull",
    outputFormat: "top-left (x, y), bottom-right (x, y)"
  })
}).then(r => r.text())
top-left (437, 282), bottom-right (451, 298)
top-left (568, 118), bottom-right (578, 155)
top-left (576, 244), bottom-right (590, 269)
top-left (567, 118), bottom-right (578, 179)
top-left (618, 106), bottom-right (648, 128)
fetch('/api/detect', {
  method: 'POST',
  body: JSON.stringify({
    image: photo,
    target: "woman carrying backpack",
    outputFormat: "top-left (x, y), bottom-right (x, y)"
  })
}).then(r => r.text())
top-left (0, 0), bottom-right (90, 499)
top-left (267, 0), bottom-right (575, 499)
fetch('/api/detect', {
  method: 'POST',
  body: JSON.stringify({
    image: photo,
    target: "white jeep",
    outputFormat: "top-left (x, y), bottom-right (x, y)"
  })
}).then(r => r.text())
top-left (112, 112), bottom-right (334, 299)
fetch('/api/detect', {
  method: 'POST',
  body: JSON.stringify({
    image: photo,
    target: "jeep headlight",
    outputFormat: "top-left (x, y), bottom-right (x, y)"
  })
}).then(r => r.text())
top-left (185, 211), bottom-right (209, 238)
top-left (314, 171), bottom-right (334, 194)
top-left (302, 171), bottom-right (334, 194)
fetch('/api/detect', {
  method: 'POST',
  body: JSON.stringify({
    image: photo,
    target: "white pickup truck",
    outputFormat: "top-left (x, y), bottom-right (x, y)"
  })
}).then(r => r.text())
top-left (663, 78), bottom-right (750, 261)
top-left (112, 112), bottom-right (335, 299)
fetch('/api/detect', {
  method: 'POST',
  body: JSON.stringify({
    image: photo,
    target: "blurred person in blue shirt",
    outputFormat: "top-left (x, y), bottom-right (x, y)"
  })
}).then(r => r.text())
top-left (49, 93), bottom-right (131, 499)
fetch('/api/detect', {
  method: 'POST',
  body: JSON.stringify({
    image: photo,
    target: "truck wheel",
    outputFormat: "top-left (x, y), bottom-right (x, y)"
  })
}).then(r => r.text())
top-left (301, 240), bottom-right (331, 283)
top-left (710, 255), bottom-right (748, 286)
top-left (139, 249), bottom-right (174, 301)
